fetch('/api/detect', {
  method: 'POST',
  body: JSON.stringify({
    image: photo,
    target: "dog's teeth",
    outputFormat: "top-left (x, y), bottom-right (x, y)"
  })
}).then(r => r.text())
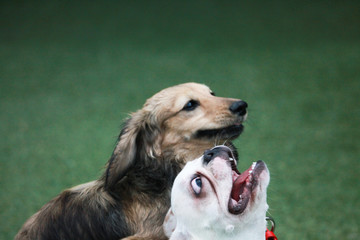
top-left (251, 162), bottom-right (257, 170)
top-left (249, 170), bottom-right (253, 174)
top-left (238, 195), bottom-right (243, 203)
top-left (229, 158), bottom-right (233, 161)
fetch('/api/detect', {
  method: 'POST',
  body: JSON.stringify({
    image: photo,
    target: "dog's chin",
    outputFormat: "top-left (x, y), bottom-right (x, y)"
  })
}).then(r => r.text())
top-left (194, 124), bottom-right (244, 140)
top-left (228, 161), bottom-right (268, 215)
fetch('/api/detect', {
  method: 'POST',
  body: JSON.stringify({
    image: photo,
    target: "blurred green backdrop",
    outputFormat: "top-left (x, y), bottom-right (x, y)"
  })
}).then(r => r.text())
top-left (1, 1), bottom-right (359, 239)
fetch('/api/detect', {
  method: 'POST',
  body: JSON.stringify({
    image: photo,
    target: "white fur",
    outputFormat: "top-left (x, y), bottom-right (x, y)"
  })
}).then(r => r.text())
top-left (164, 152), bottom-right (270, 240)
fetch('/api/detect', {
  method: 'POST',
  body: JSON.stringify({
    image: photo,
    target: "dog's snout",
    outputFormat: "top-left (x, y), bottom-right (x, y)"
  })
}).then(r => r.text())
top-left (229, 100), bottom-right (248, 116)
top-left (203, 146), bottom-right (232, 164)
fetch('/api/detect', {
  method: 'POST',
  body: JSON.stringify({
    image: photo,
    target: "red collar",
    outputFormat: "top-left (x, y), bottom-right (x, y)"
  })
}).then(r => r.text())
top-left (265, 217), bottom-right (278, 240)
top-left (266, 228), bottom-right (278, 240)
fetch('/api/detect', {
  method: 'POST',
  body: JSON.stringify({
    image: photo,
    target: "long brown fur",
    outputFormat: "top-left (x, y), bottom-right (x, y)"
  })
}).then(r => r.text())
top-left (15, 82), bottom-right (248, 240)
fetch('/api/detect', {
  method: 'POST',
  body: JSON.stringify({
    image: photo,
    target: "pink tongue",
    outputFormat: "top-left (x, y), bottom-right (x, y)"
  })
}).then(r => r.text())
top-left (231, 166), bottom-right (252, 201)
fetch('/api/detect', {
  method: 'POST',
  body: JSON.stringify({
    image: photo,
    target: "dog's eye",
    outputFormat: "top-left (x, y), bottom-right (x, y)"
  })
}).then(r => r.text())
top-left (182, 100), bottom-right (199, 111)
top-left (210, 91), bottom-right (216, 96)
top-left (191, 176), bottom-right (202, 195)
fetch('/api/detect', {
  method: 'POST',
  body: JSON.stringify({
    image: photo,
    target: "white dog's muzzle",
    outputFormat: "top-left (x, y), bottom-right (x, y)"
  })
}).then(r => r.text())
top-left (164, 145), bottom-right (270, 240)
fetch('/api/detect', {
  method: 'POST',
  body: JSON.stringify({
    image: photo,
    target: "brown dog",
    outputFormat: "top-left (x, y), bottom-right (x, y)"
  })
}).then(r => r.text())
top-left (15, 82), bottom-right (248, 240)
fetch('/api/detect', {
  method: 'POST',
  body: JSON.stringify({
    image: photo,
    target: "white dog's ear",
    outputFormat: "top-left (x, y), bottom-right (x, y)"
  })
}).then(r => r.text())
top-left (164, 209), bottom-right (192, 240)
top-left (163, 209), bottom-right (177, 238)
top-left (103, 109), bottom-right (162, 189)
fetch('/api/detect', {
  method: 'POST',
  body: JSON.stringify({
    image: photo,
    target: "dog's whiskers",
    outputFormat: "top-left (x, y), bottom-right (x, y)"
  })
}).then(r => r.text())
top-left (213, 134), bottom-right (220, 147)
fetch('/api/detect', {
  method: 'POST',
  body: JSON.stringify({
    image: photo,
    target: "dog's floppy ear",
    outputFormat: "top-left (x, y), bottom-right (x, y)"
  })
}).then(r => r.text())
top-left (104, 109), bottom-right (162, 190)
top-left (163, 208), bottom-right (177, 238)
top-left (164, 209), bottom-right (191, 240)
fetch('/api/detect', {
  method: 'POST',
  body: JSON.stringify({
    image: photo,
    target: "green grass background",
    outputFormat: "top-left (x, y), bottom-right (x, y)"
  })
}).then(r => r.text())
top-left (1, 1), bottom-right (359, 239)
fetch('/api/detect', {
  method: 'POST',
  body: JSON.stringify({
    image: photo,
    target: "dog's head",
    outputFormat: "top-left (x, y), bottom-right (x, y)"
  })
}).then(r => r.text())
top-left (164, 146), bottom-right (270, 240)
top-left (104, 83), bottom-right (248, 189)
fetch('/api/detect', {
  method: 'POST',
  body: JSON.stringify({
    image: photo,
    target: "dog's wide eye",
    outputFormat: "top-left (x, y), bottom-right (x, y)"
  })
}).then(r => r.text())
top-left (191, 176), bottom-right (202, 195)
top-left (182, 100), bottom-right (199, 111)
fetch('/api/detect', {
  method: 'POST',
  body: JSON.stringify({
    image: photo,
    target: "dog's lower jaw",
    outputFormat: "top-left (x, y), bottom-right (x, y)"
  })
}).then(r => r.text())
top-left (194, 124), bottom-right (244, 140)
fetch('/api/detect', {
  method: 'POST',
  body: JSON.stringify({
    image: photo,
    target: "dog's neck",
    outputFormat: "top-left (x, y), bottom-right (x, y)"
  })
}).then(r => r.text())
top-left (173, 216), bottom-right (266, 240)
top-left (170, 199), bottom-right (268, 240)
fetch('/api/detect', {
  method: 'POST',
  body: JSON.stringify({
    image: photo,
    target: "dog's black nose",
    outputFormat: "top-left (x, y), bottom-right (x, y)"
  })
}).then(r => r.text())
top-left (229, 100), bottom-right (248, 116)
top-left (203, 146), bottom-right (232, 164)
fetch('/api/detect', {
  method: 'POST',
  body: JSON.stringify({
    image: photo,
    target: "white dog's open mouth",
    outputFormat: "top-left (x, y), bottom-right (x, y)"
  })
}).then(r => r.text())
top-left (228, 160), bottom-right (266, 215)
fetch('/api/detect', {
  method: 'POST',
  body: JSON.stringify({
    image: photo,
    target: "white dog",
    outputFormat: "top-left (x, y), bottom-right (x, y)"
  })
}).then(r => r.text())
top-left (163, 146), bottom-right (270, 240)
